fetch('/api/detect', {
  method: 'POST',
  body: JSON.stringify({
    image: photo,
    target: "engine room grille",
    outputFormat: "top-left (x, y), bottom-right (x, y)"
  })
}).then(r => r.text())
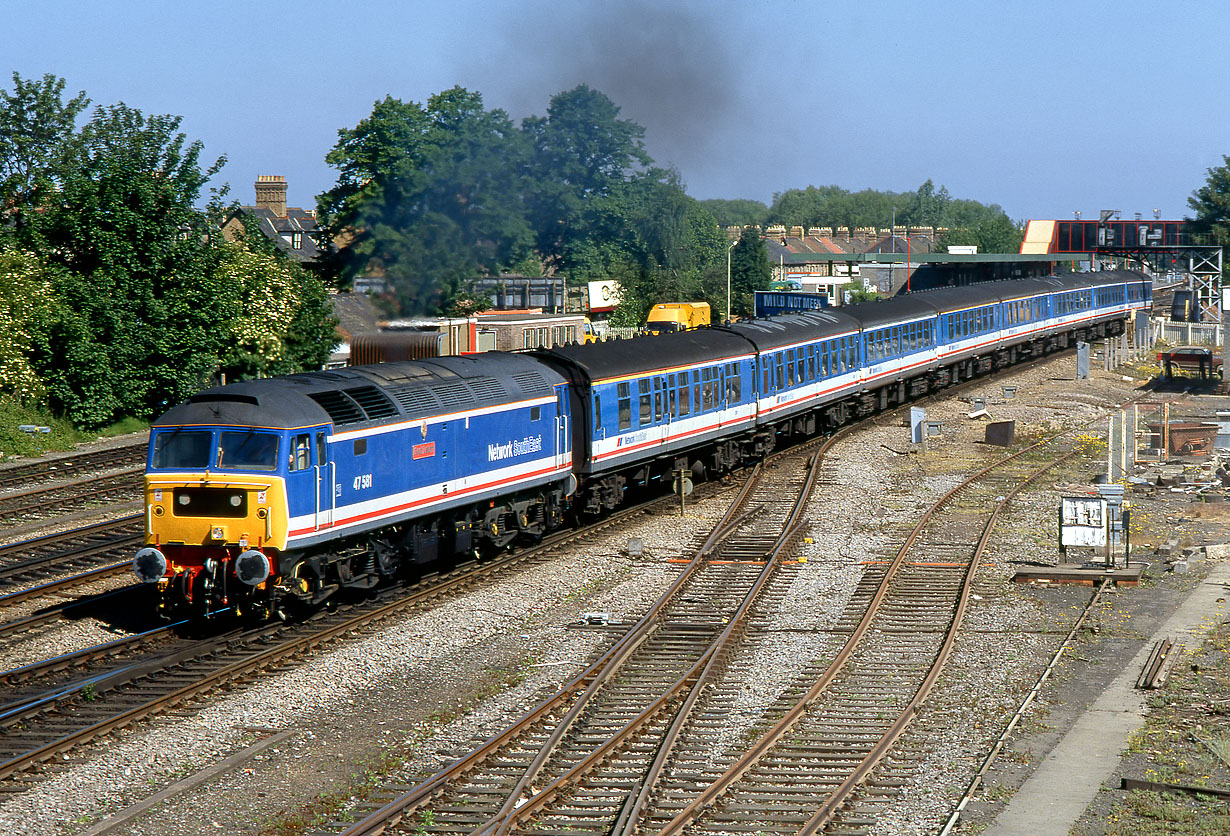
top-left (345, 386), bottom-right (399, 419)
top-left (469, 376), bottom-right (505, 402)
top-left (512, 371), bottom-right (551, 397)
top-left (307, 391), bottom-right (365, 426)
top-left (393, 388), bottom-right (439, 416)
top-left (434, 382), bottom-right (470, 409)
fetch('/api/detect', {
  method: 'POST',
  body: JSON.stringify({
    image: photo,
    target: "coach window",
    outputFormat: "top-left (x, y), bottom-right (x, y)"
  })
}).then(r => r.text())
top-left (594, 394), bottom-right (602, 431)
top-left (732, 365), bottom-right (742, 400)
top-left (639, 379), bottom-right (652, 425)
top-left (654, 378), bottom-right (663, 422)
top-left (618, 382), bottom-right (631, 430)
top-left (290, 434), bottom-right (311, 471)
top-left (679, 377), bottom-right (690, 415)
top-left (786, 350), bottom-right (795, 385)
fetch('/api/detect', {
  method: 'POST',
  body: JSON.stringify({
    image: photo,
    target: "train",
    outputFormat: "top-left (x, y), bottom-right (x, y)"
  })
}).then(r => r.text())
top-left (133, 270), bottom-right (1151, 620)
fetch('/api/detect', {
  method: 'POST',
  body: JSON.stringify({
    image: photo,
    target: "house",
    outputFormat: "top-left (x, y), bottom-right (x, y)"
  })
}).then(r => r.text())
top-left (221, 175), bottom-right (322, 267)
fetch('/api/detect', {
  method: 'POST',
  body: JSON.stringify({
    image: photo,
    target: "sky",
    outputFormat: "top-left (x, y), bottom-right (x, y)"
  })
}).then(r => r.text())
top-left (4, 0), bottom-right (1228, 223)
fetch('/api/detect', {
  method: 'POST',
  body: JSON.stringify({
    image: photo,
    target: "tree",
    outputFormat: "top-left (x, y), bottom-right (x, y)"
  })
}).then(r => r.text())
top-left (28, 103), bottom-right (233, 423)
top-left (769, 185), bottom-right (907, 230)
top-left (940, 214), bottom-right (1023, 254)
top-left (0, 249), bottom-right (63, 404)
top-left (522, 85), bottom-right (653, 276)
top-left (900, 179), bottom-right (950, 227)
top-left (729, 227), bottom-right (771, 318)
top-left (697, 198), bottom-right (768, 228)
top-left (0, 72), bottom-right (89, 236)
top-left (319, 88), bottom-right (532, 314)
top-left (1187, 155), bottom-right (1230, 246)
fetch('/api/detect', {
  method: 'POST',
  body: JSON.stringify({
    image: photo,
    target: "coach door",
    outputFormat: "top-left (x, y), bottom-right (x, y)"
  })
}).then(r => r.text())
top-left (555, 387), bottom-right (570, 472)
top-left (315, 430), bottom-right (334, 530)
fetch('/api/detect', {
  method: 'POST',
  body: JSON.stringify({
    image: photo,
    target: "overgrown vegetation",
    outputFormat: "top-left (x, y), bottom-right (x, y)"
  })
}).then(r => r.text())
top-left (1094, 619), bottom-right (1230, 835)
top-left (0, 72), bottom-right (338, 429)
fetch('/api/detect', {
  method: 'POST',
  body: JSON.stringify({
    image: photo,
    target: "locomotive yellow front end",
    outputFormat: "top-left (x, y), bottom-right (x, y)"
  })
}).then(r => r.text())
top-left (134, 425), bottom-right (291, 619)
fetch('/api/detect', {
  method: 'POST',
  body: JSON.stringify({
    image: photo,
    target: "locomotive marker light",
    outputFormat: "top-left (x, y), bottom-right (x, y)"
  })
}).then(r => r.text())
top-left (133, 547), bottom-right (167, 584)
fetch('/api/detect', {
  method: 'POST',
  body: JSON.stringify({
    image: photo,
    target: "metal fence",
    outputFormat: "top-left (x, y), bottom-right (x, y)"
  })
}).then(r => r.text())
top-left (1152, 319), bottom-right (1222, 347)
top-left (594, 325), bottom-right (639, 341)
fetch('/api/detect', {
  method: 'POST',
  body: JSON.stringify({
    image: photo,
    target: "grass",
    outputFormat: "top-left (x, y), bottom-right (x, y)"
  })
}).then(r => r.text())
top-left (0, 394), bottom-right (147, 461)
top-left (1093, 618), bottom-right (1230, 835)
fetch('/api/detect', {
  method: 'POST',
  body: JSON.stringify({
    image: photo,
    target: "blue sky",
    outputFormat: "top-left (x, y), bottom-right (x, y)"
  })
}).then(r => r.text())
top-left (5, 0), bottom-right (1227, 222)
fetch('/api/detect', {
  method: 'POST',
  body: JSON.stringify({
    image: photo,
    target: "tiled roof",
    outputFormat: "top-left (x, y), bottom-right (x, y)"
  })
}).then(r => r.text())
top-left (238, 206), bottom-right (322, 263)
top-left (330, 291), bottom-right (384, 339)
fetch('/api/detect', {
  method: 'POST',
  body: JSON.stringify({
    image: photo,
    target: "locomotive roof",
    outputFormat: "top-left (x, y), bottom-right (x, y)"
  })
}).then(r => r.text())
top-left (152, 352), bottom-right (565, 430)
top-left (536, 327), bottom-right (755, 381)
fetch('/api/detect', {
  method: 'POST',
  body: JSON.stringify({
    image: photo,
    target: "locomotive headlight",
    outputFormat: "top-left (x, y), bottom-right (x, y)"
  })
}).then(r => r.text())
top-left (133, 547), bottom-right (167, 583)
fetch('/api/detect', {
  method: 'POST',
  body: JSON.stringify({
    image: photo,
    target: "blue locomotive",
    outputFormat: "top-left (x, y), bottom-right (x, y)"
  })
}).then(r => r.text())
top-left (134, 270), bottom-right (1150, 618)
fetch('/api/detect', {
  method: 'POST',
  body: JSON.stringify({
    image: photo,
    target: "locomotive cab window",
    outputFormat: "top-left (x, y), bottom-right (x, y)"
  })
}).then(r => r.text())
top-left (217, 430), bottom-right (280, 471)
top-left (290, 433), bottom-right (311, 471)
top-left (152, 429), bottom-right (213, 470)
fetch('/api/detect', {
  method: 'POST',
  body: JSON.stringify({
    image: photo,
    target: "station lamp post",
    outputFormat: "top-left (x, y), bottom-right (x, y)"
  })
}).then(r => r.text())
top-left (726, 238), bottom-right (738, 324)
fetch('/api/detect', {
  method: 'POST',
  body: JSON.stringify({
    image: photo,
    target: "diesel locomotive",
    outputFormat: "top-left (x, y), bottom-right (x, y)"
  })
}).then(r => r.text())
top-left (134, 270), bottom-right (1151, 619)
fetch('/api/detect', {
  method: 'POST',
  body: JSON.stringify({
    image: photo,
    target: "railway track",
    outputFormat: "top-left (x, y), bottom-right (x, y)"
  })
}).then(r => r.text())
top-left (0, 515), bottom-right (141, 597)
top-left (650, 440), bottom-right (1077, 836)
top-left (0, 517), bottom-right (144, 647)
top-left (0, 484), bottom-right (716, 787)
top-left (304, 433), bottom-right (840, 836)
top-left (303, 424), bottom-right (1089, 836)
top-left (0, 442), bottom-right (145, 493)
top-left (0, 469), bottom-right (142, 525)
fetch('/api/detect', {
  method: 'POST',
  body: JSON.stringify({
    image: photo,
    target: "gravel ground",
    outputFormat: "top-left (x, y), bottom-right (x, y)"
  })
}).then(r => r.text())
top-left (4, 359), bottom-right (1227, 836)
top-left (0, 490), bottom-right (733, 835)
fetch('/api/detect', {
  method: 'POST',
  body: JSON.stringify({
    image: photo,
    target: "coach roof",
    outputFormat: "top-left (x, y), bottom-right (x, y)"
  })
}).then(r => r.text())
top-left (537, 327), bottom-right (755, 381)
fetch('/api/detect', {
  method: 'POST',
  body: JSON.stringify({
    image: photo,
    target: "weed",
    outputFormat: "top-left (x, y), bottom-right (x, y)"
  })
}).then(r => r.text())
top-left (982, 781), bottom-right (1015, 802)
top-left (80, 683), bottom-right (97, 702)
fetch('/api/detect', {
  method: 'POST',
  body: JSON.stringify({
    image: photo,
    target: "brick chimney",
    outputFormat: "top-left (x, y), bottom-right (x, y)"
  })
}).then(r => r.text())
top-left (254, 175), bottom-right (288, 218)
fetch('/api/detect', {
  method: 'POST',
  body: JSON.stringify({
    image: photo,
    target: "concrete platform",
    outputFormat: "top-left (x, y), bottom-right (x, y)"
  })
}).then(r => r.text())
top-left (982, 560), bottom-right (1230, 836)
top-left (1012, 562), bottom-right (1145, 586)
